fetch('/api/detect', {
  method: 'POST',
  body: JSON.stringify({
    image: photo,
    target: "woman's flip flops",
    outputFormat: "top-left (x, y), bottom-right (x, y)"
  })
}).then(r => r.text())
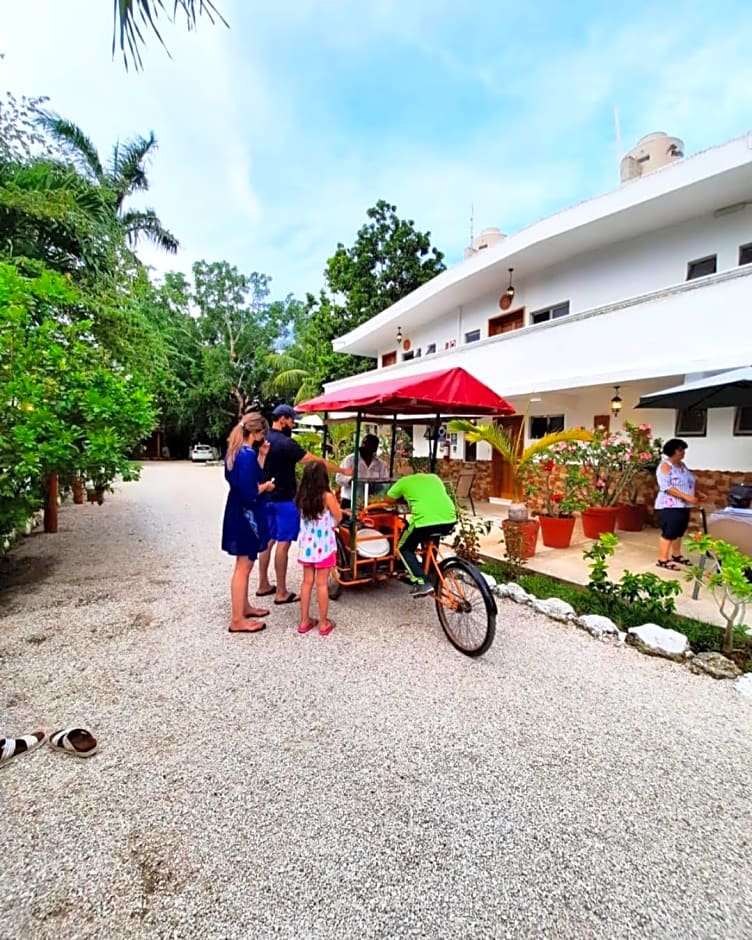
top-left (0, 731), bottom-right (46, 768)
top-left (48, 727), bottom-right (98, 758)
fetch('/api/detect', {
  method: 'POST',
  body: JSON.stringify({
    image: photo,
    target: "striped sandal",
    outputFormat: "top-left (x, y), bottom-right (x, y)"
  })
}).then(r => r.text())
top-left (0, 731), bottom-right (46, 768)
top-left (49, 727), bottom-right (98, 758)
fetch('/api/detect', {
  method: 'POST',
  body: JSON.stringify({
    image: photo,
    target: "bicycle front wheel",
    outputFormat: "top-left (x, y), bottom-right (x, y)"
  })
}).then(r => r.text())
top-left (435, 557), bottom-right (497, 657)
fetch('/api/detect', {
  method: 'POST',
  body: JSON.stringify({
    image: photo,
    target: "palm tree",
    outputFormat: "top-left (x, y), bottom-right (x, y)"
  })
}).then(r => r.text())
top-left (113, 1), bottom-right (227, 70)
top-left (36, 113), bottom-right (178, 254)
top-left (264, 347), bottom-right (321, 405)
top-left (447, 419), bottom-right (593, 500)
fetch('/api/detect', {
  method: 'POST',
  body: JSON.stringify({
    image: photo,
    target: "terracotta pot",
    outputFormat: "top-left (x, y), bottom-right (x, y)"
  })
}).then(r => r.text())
top-left (539, 514), bottom-right (576, 549)
top-left (581, 506), bottom-right (618, 539)
top-left (616, 502), bottom-right (646, 532)
top-left (502, 518), bottom-right (539, 558)
top-left (86, 489), bottom-right (98, 503)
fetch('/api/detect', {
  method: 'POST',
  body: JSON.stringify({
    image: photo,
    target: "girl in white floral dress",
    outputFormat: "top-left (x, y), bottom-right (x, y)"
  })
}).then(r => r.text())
top-left (295, 461), bottom-right (343, 635)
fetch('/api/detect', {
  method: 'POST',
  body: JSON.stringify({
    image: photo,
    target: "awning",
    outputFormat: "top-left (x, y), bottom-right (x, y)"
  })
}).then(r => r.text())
top-left (636, 366), bottom-right (752, 410)
top-left (297, 367), bottom-right (515, 417)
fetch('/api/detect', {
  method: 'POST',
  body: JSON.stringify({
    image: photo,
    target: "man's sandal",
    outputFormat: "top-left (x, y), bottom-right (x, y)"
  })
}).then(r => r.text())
top-left (671, 555), bottom-right (692, 566)
top-left (0, 731), bottom-right (46, 768)
top-left (656, 560), bottom-right (680, 570)
top-left (48, 727), bottom-right (98, 758)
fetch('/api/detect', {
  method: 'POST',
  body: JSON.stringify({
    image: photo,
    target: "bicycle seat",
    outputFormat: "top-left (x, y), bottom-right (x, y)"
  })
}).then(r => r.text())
top-left (424, 531), bottom-right (449, 544)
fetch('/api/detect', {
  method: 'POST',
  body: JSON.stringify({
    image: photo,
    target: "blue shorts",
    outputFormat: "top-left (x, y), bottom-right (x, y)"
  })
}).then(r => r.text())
top-left (265, 500), bottom-right (300, 543)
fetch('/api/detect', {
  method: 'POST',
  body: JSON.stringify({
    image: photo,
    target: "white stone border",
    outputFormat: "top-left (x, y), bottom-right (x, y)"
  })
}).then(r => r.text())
top-left (481, 572), bottom-right (749, 693)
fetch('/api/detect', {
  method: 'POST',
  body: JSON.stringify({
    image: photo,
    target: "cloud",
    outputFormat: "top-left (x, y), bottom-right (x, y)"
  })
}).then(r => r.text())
top-left (2, 0), bottom-right (751, 301)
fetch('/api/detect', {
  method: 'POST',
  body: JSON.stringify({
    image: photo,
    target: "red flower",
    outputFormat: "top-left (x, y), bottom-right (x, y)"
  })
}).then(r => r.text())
top-left (551, 493), bottom-right (564, 502)
top-left (542, 460), bottom-right (555, 473)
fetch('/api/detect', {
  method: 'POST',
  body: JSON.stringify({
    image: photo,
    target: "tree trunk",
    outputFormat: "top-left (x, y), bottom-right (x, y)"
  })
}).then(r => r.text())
top-left (44, 474), bottom-right (58, 534)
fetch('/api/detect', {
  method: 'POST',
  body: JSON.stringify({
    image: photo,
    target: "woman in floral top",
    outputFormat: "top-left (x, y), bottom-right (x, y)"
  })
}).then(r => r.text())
top-left (654, 438), bottom-right (705, 570)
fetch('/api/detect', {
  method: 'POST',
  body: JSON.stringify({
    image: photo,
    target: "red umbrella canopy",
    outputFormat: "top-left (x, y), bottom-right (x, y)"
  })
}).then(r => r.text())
top-left (297, 367), bottom-right (515, 417)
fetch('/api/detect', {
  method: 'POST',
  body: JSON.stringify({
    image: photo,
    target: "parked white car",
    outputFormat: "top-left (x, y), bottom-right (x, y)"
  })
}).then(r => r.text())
top-left (190, 444), bottom-right (215, 462)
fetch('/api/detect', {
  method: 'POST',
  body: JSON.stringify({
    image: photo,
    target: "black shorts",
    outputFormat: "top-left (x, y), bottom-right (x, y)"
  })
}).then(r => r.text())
top-left (657, 508), bottom-right (690, 541)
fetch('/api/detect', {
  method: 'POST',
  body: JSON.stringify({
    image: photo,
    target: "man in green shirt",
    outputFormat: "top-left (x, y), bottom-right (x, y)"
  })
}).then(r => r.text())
top-left (385, 472), bottom-right (457, 597)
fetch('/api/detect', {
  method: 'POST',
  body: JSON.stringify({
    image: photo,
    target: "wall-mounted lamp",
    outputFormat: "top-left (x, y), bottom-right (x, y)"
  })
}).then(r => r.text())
top-left (610, 385), bottom-right (623, 418)
top-left (395, 326), bottom-right (403, 343)
top-left (504, 268), bottom-right (515, 301)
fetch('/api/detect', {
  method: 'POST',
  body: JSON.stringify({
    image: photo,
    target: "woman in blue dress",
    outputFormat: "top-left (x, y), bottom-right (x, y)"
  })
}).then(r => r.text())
top-left (222, 412), bottom-right (276, 633)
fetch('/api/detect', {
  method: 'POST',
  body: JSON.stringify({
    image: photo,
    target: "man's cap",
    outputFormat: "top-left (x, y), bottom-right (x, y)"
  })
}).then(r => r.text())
top-left (272, 403), bottom-right (297, 419)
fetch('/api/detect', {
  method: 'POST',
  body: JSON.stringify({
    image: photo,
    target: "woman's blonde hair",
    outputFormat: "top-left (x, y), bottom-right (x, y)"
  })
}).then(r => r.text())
top-left (226, 412), bottom-right (268, 470)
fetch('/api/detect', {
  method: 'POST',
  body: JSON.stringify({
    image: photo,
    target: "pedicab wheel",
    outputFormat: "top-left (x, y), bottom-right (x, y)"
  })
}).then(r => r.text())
top-left (434, 557), bottom-right (496, 657)
top-left (328, 533), bottom-right (350, 601)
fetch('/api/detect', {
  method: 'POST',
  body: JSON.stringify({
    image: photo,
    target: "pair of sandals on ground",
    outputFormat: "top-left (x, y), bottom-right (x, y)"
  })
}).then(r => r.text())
top-left (0, 727), bottom-right (98, 769)
top-left (230, 586), bottom-right (335, 636)
top-left (656, 554), bottom-right (692, 571)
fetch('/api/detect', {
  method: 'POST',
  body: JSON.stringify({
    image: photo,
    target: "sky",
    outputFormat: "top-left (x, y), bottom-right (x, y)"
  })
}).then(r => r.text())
top-left (2, 0), bottom-right (751, 302)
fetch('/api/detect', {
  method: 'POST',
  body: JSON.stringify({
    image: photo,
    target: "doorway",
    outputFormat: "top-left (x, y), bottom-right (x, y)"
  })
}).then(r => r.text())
top-left (490, 415), bottom-right (523, 499)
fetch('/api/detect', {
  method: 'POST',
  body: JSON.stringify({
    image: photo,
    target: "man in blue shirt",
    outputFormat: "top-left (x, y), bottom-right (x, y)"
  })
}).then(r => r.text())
top-left (255, 404), bottom-right (349, 605)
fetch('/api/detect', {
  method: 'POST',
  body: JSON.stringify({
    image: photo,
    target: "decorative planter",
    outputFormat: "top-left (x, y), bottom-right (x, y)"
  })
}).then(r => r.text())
top-left (502, 518), bottom-right (539, 558)
top-left (616, 502), bottom-right (646, 532)
top-left (581, 506), bottom-right (618, 539)
top-left (538, 514), bottom-right (576, 549)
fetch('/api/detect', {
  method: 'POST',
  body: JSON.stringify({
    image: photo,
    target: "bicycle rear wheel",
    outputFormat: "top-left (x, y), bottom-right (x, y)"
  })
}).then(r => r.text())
top-left (434, 557), bottom-right (496, 657)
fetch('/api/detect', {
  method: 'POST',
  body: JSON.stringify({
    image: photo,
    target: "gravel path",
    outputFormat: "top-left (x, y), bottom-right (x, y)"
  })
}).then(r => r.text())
top-left (2, 463), bottom-right (751, 940)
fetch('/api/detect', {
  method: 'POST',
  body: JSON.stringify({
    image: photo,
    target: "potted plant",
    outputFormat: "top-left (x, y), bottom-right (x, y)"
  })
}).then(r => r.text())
top-left (615, 422), bottom-right (663, 532)
top-left (448, 419), bottom-right (593, 558)
top-left (522, 456), bottom-right (588, 548)
top-left (570, 425), bottom-right (663, 538)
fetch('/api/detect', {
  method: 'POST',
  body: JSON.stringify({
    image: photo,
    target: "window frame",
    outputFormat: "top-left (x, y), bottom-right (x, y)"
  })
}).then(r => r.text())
top-left (529, 414), bottom-right (565, 440)
top-left (733, 406), bottom-right (752, 436)
top-left (686, 255), bottom-right (717, 280)
top-left (739, 243), bottom-right (752, 266)
top-left (464, 328), bottom-right (481, 344)
top-left (530, 301), bottom-right (570, 325)
top-left (675, 408), bottom-right (707, 437)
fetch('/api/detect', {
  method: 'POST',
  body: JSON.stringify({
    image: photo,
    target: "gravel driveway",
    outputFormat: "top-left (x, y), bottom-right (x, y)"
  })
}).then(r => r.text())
top-left (2, 462), bottom-right (751, 939)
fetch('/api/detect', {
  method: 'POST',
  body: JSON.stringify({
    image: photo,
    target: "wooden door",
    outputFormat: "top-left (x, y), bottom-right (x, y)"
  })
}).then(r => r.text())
top-left (491, 415), bottom-right (523, 499)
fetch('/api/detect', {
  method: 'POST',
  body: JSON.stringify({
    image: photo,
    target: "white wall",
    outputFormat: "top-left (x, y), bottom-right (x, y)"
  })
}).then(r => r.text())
top-left (385, 208), bottom-right (752, 364)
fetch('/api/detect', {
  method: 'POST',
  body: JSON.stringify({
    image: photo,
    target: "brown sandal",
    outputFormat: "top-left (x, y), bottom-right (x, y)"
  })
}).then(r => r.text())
top-left (656, 560), bottom-right (680, 570)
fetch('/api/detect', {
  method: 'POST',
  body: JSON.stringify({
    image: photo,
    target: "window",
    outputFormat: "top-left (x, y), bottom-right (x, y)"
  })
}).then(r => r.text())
top-left (402, 350), bottom-right (414, 361)
top-left (425, 343), bottom-right (436, 355)
top-left (675, 408), bottom-right (707, 437)
top-left (734, 406), bottom-right (752, 435)
top-left (530, 414), bottom-right (564, 439)
top-left (740, 243), bottom-right (752, 266)
top-left (381, 351), bottom-right (397, 368)
top-left (464, 329), bottom-right (481, 343)
top-left (686, 255), bottom-right (717, 280)
top-left (530, 302), bottom-right (570, 325)
top-left (488, 308), bottom-right (524, 336)
top-left (464, 440), bottom-right (477, 462)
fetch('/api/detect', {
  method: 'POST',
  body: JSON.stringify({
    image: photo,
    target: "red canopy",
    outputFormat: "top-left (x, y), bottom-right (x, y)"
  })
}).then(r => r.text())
top-left (297, 367), bottom-right (515, 417)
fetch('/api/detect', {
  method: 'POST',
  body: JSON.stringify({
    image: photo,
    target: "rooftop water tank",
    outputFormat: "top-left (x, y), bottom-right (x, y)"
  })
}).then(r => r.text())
top-left (620, 132), bottom-right (684, 182)
top-left (472, 226), bottom-right (506, 251)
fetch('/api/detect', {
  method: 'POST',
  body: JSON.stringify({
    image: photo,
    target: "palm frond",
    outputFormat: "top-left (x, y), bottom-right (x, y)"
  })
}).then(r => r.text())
top-left (120, 208), bottom-right (179, 253)
top-left (111, 133), bottom-right (157, 206)
top-left (35, 112), bottom-right (105, 181)
top-left (113, 1), bottom-right (229, 71)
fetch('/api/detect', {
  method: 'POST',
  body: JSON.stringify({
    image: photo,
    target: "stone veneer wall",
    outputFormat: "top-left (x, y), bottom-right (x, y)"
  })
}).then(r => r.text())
top-left (394, 461), bottom-right (750, 526)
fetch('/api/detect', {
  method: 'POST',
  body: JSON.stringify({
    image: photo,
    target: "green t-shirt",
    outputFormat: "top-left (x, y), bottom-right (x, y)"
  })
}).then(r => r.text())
top-left (386, 473), bottom-right (456, 528)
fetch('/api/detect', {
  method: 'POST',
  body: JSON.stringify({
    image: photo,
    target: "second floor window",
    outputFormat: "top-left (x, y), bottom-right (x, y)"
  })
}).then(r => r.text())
top-left (686, 255), bottom-right (717, 280)
top-left (464, 329), bottom-right (481, 343)
top-left (739, 243), bottom-right (752, 266)
top-left (530, 302), bottom-right (569, 325)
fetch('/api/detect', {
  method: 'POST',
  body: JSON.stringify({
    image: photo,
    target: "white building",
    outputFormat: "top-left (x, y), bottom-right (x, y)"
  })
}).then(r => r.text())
top-left (325, 131), bottom-right (752, 499)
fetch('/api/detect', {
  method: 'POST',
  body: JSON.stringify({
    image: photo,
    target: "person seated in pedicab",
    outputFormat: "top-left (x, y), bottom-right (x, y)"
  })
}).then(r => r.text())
top-left (382, 471), bottom-right (456, 597)
top-left (335, 434), bottom-right (388, 509)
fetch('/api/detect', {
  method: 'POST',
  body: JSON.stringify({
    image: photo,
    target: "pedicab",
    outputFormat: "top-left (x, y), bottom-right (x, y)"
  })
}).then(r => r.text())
top-left (296, 367), bottom-right (515, 657)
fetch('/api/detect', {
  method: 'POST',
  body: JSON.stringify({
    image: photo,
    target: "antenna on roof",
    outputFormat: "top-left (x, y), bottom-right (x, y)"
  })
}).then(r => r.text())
top-left (614, 106), bottom-right (623, 181)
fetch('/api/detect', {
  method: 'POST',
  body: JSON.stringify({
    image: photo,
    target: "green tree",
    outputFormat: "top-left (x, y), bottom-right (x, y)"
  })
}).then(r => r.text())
top-left (113, 1), bottom-right (228, 70)
top-left (36, 112), bottom-right (178, 253)
top-left (290, 200), bottom-right (446, 399)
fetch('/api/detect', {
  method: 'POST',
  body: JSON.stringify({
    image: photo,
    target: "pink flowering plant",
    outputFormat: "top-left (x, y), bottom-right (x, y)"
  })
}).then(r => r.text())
top-left (569, 422), bottom-right (663, 507)
top-left (521, 454), bottom-right (589, 518)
